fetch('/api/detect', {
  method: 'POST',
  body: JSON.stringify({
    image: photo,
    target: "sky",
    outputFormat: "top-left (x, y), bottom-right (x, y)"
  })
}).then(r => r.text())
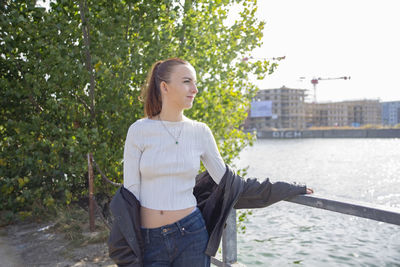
top-left (235, 0), bottom-right (400, 103)
top-left (37, 1), bottom-right (399, 102)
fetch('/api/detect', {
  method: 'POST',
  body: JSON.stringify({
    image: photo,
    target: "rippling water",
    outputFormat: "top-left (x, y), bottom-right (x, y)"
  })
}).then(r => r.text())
top-left (232, 139), bottom-right (400, 266)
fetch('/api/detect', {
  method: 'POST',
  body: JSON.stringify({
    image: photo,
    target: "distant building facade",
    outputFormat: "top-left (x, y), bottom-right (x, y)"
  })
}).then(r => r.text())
top-left (305, 102), bottom-right (348, 127)
top-left (344, 100), bottom-right (381, 126)
top-left (382, 101), bottom-right (400, 126)
top-left (306, 100), bottom-right (381, 127)
top-left (243, 86), bottom-right (307, 130)
top-left (243, 86), bottom-right (389, 130)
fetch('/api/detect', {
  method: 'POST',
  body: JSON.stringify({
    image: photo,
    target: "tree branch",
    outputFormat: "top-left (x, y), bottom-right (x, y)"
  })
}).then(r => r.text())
top-left (180, 0), bottom-right (192, 46)
top-left (78, 0), bottom-right (96, 120)
top-left (125, 2), bottom-right (131, 41)
top-left (92, 158), bottom-right (122, 187)
top-left (74, 93), bottom-right (91, 112)
top-left (28, 95), bottom-right (44, 112)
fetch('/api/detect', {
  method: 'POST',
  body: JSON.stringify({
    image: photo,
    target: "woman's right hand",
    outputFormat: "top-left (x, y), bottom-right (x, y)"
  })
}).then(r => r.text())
top-left (306, 188), bottom-right (314, 194)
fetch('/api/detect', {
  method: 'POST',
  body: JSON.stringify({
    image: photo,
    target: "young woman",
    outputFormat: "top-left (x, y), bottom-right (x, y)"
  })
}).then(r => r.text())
top-left (122, 57), bottom-right (314, 266)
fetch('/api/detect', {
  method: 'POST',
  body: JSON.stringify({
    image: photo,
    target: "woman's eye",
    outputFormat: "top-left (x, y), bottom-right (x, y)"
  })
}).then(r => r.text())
top-left (184, 80), bottom-right (190, 83)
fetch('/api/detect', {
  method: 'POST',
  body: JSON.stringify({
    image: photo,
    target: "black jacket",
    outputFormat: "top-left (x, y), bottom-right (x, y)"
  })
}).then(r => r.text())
top-left (107, 163), bottom-right (307, 266)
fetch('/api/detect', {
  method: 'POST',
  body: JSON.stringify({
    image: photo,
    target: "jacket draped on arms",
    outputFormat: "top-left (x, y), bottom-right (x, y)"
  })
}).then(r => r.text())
top-left (108, 163), bottom-right (307, 266)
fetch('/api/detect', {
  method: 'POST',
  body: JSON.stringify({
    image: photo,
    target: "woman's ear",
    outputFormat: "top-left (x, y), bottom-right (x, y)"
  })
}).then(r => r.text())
top-left (160, 81), bottom-right (168, 93)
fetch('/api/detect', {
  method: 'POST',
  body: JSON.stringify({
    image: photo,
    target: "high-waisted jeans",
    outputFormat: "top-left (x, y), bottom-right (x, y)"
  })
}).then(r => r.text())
top-left (140, 207), bottom-right (210, 267)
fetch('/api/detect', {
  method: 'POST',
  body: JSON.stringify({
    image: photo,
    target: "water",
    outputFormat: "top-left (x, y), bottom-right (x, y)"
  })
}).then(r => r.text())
top-left (233, 139), bottom-right (400, 266)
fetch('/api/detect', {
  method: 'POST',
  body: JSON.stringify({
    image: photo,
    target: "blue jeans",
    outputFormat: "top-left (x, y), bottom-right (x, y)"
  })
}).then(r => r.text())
top-left (140, 207), bottom-right (210, 267)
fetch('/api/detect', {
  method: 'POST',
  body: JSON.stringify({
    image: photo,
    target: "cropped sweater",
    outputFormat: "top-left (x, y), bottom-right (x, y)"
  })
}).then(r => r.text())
top-left (123, 116), bottom-right (226, 210)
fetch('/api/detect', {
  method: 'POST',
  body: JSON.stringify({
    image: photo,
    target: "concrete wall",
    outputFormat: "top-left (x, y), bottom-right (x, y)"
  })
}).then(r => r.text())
top-left (255, 129), bottom-right (400, 139)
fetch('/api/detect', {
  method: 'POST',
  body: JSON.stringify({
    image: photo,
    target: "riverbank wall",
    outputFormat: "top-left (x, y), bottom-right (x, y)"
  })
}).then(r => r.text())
top-left (252, 129), bottom-right (400, 139)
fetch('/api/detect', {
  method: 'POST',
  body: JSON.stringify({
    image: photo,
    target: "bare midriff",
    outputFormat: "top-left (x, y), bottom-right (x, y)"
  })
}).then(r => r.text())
top-left (140, 206), bottom-right (196, 228)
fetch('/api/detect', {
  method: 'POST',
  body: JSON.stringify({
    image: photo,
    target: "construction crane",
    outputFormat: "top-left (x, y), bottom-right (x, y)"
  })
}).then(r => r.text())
top-left (242, 56), bottom-right (286, 61)
top-left (299, 76), bottom-right (351, 103)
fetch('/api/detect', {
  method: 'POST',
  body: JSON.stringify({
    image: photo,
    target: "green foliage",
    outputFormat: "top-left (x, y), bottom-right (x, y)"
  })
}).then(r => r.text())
top-left (1, 0), bottom-right (277, 214)
top-left (237, 209), bottom-right (253, 234)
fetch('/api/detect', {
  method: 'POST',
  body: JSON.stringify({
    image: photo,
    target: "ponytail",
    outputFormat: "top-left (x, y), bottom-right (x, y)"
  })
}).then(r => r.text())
top-left (139, 58), bottom-right (188, 118)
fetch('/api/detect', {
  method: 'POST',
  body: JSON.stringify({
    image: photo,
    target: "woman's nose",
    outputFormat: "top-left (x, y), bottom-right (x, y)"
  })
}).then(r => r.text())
top-left (192, 84), bottom-right (198, 94)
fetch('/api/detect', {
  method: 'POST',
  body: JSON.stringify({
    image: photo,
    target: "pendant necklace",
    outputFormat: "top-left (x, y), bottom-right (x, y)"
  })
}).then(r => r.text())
top-left (157, 114), bottom-right (184, 215)
top-left (158, 114), bottom-right (184, 145)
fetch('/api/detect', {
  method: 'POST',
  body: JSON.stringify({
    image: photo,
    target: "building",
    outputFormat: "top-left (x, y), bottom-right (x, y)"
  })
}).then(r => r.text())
top-left (344, 100), bottom-right (381, 126)
top-left (382, 101), bottom-right (400, 126)
top-left (306, 99), bottom-right (381, 127)
top-left (306, 102), bottom-right (348, 127)
top-left (244, 86), bottom-right (307, 130)
top-left (243, 86), bottom-right (384, 130)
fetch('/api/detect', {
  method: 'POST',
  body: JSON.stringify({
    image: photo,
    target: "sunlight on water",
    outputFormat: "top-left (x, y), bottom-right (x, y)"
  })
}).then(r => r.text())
top-left (233, 138), bottom-right (400, 266)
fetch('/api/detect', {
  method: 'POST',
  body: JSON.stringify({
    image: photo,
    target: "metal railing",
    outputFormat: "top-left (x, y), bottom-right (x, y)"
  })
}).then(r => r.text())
top-left (214, 195), bottom-right (400, 267)
top-left (286, 195), bottom-right (400, 226)
top-left (86, 157), bottom-right (400, 267)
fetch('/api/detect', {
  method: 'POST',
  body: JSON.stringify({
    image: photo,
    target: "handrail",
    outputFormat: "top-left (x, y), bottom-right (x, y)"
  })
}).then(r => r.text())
top-left (88, 158), bottom-right (400, 265)
top-left (216, 195), bottom-right (400, 266)
top-left (285, 194), bottom-right (400, 226)
top-left (90, 156), bottom-right (400, 226)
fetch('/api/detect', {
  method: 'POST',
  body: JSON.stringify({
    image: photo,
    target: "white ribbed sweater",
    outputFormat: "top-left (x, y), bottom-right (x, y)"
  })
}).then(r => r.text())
top-left (123, 116), bottom-right (226, 210)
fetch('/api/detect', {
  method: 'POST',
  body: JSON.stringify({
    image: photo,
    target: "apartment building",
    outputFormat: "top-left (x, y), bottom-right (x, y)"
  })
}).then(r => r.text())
top-left (306, 99), bottom-right (381, 127)
top-left (344, 100), bottom-right (381, 126)
top-left (244, 86), bottom-right (307, 130)
top-left (306, 102), bottom-right (348, 127)
top-left (243, 86), bottom-right (384, 130)
top-left (382, 101), bottom-right (400, 126)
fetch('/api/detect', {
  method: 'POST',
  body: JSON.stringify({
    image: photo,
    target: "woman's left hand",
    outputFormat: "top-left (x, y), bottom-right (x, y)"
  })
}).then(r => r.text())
top-left (306, 188), bottom-right (314, 194)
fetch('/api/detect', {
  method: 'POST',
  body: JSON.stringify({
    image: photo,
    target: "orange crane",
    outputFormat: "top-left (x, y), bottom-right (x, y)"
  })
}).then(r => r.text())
top-left (299, 76), bottom-right (351, 103)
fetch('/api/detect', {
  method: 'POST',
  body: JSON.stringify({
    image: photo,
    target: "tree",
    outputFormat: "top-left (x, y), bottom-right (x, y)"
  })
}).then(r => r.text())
top-left (0, 0), bottom-right (277, 213)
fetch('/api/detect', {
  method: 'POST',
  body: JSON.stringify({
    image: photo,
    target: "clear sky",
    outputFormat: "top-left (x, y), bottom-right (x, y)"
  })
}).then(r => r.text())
top-left (37, 1), bottom-right (398, 102)
top-left (238, 0), bottom-right (400, 103)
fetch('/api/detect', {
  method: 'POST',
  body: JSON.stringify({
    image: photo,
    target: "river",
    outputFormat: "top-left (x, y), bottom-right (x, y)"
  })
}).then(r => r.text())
top-left (232, 138), bottom-right (400, 266)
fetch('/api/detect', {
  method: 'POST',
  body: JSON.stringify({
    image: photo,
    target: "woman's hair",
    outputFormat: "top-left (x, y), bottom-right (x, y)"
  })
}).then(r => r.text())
top-left (139, 57), bottom-right (189, 118)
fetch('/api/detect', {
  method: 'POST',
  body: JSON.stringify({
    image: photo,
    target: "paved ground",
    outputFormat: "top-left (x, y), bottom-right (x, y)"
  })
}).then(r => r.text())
top-left (1, 221), bottom-right (223, 266)
top-left (0, 222), bottom-right (115, 267)
top-left (0, 235), bottom-right (24, 267)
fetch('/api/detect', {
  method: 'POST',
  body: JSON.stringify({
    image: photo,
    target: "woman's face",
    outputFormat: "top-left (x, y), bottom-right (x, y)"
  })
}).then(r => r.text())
top-left (161, 64), bottom-right (198, 110)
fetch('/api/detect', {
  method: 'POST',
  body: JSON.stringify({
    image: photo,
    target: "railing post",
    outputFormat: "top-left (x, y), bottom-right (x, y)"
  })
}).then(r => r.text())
top-left (87, 153), bottom-right (95, 232)
top-left (222, 208), bottom-right (237, 266)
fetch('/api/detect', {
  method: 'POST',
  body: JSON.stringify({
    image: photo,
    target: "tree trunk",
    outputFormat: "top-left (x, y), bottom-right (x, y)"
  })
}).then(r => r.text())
top-left (78, 0), bottom-right (96, 120)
